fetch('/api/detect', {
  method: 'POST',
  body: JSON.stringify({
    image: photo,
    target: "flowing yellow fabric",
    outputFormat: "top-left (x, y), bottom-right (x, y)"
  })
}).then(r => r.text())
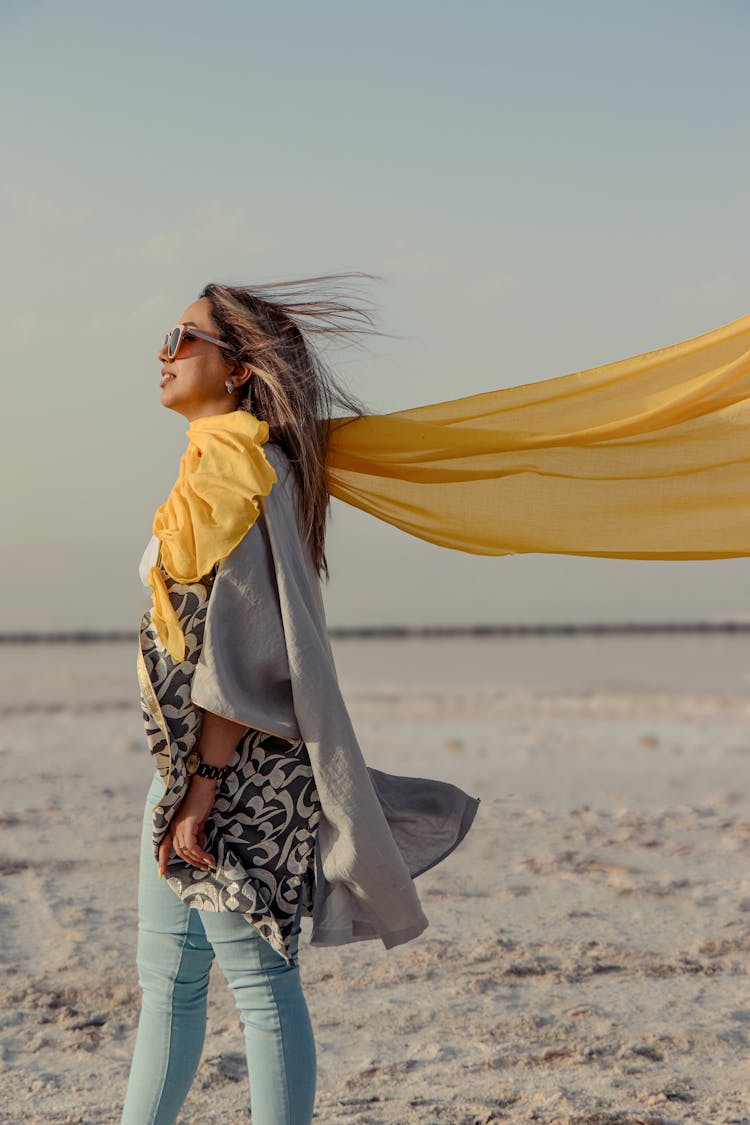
top-left (147, 410), bottom-right (277, 661)
top-left (325, 309), bottom-right (750, 560)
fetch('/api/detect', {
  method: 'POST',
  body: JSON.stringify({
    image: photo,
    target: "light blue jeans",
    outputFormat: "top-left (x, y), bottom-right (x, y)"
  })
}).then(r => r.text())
top-left (121, 770), bottom-right (316, 1125)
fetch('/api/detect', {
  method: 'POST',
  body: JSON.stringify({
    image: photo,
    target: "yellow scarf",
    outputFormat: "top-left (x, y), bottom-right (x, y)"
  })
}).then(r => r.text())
top-left (147, 410), bottom-right (277, 661)
top-left (150, 308), bottom-right (750, 661)
top-left (326, 308), bottom-right (750, 560)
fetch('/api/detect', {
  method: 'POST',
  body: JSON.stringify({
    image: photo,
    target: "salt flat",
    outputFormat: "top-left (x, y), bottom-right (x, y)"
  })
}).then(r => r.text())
top-left (0, 641), bottom-right (747, 1124)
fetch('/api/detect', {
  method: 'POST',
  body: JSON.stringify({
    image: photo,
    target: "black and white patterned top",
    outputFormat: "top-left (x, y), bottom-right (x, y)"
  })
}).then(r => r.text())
top-left (138, 551), bottom-right (320, 967)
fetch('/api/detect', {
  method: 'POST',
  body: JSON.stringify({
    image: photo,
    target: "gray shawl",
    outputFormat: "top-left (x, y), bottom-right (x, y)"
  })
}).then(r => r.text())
top-left (142, 442), bottom-right (480, 951)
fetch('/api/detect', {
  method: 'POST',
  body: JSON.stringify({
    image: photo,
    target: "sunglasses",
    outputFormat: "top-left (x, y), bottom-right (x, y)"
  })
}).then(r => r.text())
top-left (163, 324), bottom-right (233, 360)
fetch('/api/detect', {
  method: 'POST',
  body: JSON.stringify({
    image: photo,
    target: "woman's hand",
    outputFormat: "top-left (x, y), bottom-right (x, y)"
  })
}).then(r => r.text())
top-left (158, 777), bottom-right (218, 876)
top-left (157, 710), bottom-right (248, 877)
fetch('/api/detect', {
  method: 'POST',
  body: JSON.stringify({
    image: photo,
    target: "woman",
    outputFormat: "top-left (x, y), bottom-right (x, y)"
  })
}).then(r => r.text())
top-left (120, 277), bottom-right (480, 1125)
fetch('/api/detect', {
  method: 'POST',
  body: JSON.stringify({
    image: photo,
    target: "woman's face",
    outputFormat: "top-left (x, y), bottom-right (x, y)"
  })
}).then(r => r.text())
top-left (157, 297), bottom-right (246, 421)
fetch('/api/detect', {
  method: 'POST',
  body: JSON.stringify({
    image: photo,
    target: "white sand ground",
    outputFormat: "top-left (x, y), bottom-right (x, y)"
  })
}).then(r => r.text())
top-left (0, 677), bottom-right (748, 1124)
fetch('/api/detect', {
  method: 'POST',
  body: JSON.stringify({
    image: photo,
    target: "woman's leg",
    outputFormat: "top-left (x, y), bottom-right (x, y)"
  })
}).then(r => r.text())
top-left (121, 772), bottom-right (215, 1125)
top-left (200, 894), bottom-right (317, 1125)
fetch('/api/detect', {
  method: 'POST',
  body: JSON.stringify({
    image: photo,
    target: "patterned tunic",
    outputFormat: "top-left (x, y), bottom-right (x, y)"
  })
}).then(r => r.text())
top-left (137, 554), bottom-right (320, 966)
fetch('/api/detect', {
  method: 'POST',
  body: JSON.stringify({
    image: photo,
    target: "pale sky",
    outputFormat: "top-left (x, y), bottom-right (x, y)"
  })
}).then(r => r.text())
top-left (2, 0), bottom-right (750, 630)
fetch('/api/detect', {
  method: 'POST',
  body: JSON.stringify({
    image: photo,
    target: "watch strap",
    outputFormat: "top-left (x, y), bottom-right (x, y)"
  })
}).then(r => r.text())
top-left (194, 758), bottom-right (230, 781)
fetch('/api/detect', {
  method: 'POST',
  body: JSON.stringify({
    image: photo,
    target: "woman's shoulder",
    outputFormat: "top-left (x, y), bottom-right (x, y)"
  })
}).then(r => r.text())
top-left (263, 441), bottom-right (301, 507)
top-left (263, 440), bottom-right (291, 481)
top-left (258, 441), bottom-right (313, 564)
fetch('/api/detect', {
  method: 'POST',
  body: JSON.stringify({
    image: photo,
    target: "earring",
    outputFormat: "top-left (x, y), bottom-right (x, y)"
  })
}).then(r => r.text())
top-left (226, 379), bottom-right (235, 394)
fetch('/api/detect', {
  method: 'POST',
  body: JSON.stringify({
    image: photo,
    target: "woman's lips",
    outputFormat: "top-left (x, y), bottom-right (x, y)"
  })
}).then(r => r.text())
top-left (160, 374), bottom-right (176, 388)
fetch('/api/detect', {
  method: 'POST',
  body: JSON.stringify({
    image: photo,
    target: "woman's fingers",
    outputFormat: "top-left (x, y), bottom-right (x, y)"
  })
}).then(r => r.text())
top-left (178, 844), bottom-right (215, 868)
top-left (190, 842), bottom-right (216, 867)
top-left (158, 816), bottom-right (216, 874)
top-left (173, 825), bottom-right (216, 869)
top-left (157, 832), bottom-right (172, 877)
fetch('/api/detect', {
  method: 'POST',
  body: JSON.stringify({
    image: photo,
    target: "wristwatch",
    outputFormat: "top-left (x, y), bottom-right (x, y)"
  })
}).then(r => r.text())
top-left (185, 750), bottom-right (230, 781)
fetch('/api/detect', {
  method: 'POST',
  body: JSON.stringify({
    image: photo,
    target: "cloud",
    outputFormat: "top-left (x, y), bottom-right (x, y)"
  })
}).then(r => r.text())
top-left (1, 183), bottom-right (90, 226)
top-left (114, 204), bottom-right (265, 265)
top-left (115, 231), bottom-right (187, 265)
top-left (132, 293), bottom-right (166, 316)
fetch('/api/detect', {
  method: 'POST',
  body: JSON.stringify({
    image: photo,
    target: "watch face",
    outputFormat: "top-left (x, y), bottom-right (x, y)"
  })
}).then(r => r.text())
top-left (186, 750), bottom-right (200, 775)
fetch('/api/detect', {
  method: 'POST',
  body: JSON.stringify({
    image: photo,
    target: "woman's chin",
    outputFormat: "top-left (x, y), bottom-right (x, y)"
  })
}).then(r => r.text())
top-left (160, 387), bottom-right (184, 414)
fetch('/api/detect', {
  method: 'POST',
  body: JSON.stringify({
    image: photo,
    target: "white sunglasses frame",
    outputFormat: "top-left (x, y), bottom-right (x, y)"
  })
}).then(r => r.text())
top-left (164, 324), bottom-right (233, 360)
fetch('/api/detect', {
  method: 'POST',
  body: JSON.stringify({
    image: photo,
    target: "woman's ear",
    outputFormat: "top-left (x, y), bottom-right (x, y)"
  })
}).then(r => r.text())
top-left (232, 365), bottom-right (254, 390)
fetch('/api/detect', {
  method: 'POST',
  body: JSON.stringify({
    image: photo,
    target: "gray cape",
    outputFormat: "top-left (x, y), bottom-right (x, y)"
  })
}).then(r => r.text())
top-left (143, 442), bottom-right (480, 951)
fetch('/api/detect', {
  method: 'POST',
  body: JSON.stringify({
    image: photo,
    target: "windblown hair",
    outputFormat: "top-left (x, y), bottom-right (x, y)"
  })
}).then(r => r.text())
top-left (199, 275), bottom-right (380, 578)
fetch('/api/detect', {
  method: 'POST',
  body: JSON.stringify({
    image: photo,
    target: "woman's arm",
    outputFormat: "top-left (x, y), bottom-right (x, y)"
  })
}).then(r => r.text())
top-left (197, 708), bottom-right (249, 771)
top-left (157, 709), bottom-right (248, 875)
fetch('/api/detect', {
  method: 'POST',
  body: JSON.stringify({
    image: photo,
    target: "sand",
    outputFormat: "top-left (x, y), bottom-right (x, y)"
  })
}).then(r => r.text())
top-left (0, 668), bottom-right (748, 1123)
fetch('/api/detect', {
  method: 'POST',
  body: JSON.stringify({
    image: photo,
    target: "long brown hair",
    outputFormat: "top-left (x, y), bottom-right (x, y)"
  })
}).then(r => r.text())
top-left (199, 274), bottom-right (380, 578)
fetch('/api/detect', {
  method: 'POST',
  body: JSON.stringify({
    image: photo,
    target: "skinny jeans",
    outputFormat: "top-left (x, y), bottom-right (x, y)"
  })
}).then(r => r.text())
top-left (121, 770), bottom-right (316, 1125)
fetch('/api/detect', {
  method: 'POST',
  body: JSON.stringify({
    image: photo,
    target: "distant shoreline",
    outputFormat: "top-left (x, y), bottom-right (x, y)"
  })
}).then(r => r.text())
top-left (2, 621), bottom-right (750, 643)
